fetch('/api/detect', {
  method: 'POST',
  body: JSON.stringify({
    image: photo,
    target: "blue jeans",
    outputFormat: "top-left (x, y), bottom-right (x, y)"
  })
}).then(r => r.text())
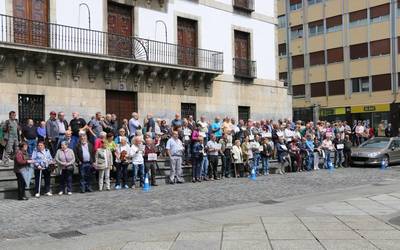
top-left (306, 151), bottom-right (314, 171)
top-left (335, 150), bottom-right (344, 167)
top-left (201, 156), bottom-right (209, 177)
top-left (79, 162), bottom-right (92, 192)
top-left (27, 139), bottom-right (36, 156)
top-left (70, 135), bottom-right (79, 150)
top-left (262, 156), bottom-right (269, 174)
top-left (252, 153), bottom-right (261, 174)
top-left (132, 163), bottom-right (145, 187)
top-left (324, 150), bottom-right (332, 169)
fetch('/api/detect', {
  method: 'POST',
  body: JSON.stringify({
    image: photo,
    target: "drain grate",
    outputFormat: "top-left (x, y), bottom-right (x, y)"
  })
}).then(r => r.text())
top-left (49, 230), bottom-right (85, 239)
top-left (389, 216), bottom-right (400, 226)
top-left (259, 200), bottom-right (281, 205)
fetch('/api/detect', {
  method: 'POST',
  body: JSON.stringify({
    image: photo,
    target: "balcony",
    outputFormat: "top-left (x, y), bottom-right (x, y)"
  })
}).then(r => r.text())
top-left (233, 58), bottom-right (256, 79)
top-left (233, 0), bottom-right (255, 12)
top-left (0, 14), bottom-right (223, 74)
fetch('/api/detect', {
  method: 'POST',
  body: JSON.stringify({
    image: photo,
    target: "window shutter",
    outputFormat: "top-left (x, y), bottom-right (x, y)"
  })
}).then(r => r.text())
top-left (310, 82), bottom-right (326, 97)
top-left (309, 51), bottom-right (325, 66)
top-left (327, 47), bottom-right (343, 63)
top-left (350, 43), bottom-right (368, 59)
top-left (279, 43), bottom-right (286, 55)
top-left (292, 84), bottom-right (305, 96)
top-left (292, 55), bottom-right (304, 69)
top-left (370, 4), bottom-right (390, 19)
top-left (349, 9), bottom-right (367, 22)
top-left (291, 25), bottom-right (303, 31)
top-left (326, 15), bottom-right (342, 28)
top-left (370, 39), bottom-right (390, 56)
top-left (290, 0), bottom-right (302, 4)
top-left (328, 80), bottom-right (345, 95)
top-left (372, 74), bottom-right (391, 91)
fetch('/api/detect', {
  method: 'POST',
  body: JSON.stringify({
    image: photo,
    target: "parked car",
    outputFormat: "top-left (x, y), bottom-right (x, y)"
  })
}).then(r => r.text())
top-left (351, 137), bottom-right (400, 166)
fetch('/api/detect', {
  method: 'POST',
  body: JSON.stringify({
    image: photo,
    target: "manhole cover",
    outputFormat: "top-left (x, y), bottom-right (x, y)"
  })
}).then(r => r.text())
top-left (49, 230), bottom-right (85, 239)
top-left (259, 200), bottom-right (281, 205)
top-left (389, 216), bottom-right (400, 226)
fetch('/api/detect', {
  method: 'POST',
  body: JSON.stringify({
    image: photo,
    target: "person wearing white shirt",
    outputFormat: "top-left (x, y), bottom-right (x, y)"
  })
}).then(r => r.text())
top-left (355, 122), bottom-right (365, 146)
top-left (130, 136), bottom-right (145, 188)
top-left (115, 136), bottom-right (131, 189)
top-left (166, 131), bottom-right (185, 184)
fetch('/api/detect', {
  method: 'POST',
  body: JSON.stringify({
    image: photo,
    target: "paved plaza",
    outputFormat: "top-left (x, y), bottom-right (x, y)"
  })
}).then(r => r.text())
top-left (2, 167), bottom-right (400, 249)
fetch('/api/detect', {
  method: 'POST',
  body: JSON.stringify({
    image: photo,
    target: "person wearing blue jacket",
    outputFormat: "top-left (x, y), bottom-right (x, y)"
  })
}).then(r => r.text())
top-left (32, 141), bottom-right (54, 198)
top-left (305, 134), bottom-right (314, 171)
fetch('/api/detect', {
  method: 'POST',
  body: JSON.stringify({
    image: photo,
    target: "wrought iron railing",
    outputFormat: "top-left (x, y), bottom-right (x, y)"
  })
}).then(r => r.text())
top-left (233, 58), bottom-right (256, 79)
top-left (0, 14), bottom-right (224, 72)
top-left (233, 0), bottom-right (255, 12)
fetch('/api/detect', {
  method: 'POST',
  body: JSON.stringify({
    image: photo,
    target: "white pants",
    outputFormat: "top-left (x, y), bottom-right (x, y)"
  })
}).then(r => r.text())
top-left (98, 168), bottom-right (110, 191)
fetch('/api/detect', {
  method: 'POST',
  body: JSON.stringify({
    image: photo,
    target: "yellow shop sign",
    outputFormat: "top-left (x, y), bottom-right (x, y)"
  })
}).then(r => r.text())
top-left (351, 104), bottom-right (390, 113)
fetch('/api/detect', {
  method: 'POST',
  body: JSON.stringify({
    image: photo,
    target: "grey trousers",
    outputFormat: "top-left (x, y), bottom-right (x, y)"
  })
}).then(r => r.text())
top-left (4, 138), bottom-right (18, 163)
top-left (169, 156), bottom-right (184, 183)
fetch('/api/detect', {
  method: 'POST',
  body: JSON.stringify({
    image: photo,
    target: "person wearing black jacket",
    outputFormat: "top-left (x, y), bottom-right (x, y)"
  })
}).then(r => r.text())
top-left (333, 133), bottom-right (345, 168)
top-left (74, 132), bottom-right (95, 193)
top-left (343, 135), bottom-right (352, 168)
top-left (385, 123), bottom-right (394, 138)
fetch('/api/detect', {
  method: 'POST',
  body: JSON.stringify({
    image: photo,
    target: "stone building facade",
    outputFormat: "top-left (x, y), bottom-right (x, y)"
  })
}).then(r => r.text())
top-left (0, 0), bottom-right (292, 123)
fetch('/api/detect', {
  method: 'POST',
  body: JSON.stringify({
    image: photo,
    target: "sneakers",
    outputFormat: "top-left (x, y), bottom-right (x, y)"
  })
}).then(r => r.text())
top-left (45, 192), bottom-right (52, 196)
top-left (58, 191), bottom-right (63, 196)
top-left (115, 185), bottom-right (121, 190)
top-left (67, 192), bottom-right (72, 195)
top-left (35, 193), bottom-right (40, 198)
top-left (131, 185), bottom-right (136, 189)
top-left (123, 185), bottom-right (129, 189)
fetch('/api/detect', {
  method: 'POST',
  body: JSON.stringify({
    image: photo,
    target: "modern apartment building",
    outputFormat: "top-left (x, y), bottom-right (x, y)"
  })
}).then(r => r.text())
top-left (0, 0), bottom-right (291, 124)
top-left (278, 0), bottom-right (400, 130)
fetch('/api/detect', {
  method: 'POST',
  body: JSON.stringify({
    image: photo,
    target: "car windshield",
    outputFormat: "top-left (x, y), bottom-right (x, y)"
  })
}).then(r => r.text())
top-left (360, 138), bottom-right (390, 149)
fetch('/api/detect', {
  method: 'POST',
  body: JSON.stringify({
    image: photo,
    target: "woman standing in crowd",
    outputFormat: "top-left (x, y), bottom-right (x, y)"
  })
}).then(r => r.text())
top-left (232, 139), bottom-right (243, 177)
top-left (14, 142), bottom-right (34, 200)
top-left (32, 141), bottom-right (53, 198)
top-left (95, 140), bottom-right (113, 191)
top-left (55, 141), bottom-right (75, 195)
top-left (115, 136), bottom-right (131, 189)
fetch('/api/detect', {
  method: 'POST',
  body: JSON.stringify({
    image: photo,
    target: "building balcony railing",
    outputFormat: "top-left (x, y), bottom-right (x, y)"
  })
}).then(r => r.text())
top-left (0, 14), bottom-right (224, 73)
top-left (233, 58), bottom-right (256, 79)
top-left (233, 0), bottom-right (255, 12)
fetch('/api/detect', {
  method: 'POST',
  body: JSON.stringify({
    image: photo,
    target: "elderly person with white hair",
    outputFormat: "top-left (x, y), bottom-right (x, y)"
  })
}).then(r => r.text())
top-left (94, 131), bottom-right (107, 151)
top-left (130, 136), bottom-right (145, 188)
top-left (115, 136), bottom-right (131, 189)
top-left (128, 112), bottom-right (141, 141)
top-left (55, 140), bottom-right (75, 195)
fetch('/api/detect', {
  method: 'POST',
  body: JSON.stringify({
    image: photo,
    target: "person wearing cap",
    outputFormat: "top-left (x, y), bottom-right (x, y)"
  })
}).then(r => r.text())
top-left (74, 131), bottom-right (95, 193)
top-left (55, 140), bottom-right (75, 195)
top-left (46, 111), bottom-right (59, 157)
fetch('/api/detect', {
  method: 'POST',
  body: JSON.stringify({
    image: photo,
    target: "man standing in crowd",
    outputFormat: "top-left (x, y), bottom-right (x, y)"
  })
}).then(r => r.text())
top-left (128, 112), bottom-right (141, 139)
top-left (166, 131), bottom-right (184, 184)
top-left (385, 123), bottom-right (394, 138)
top-left (88, 112), bottom-right (103, 144)
top-left (207, 134), bottom-right (221, 180)
top-left (111, 114), bottom-right (119, 135)
top-left (74, 131), bottom-right (94, 193)
top-left (21, 119), bottom-right (37, 156)
top-left (146, 113), bottom-right (156, 138)
top-left (171, 113), bottom-right (183, 132)
top-left (56, 112), bottom-right (68, 150)
top-left (46, 111), bottom-right (59, 157)
top-left (3, 111), bottom-right (20, 164)
top-left (69, 112), bottom-right (86, 149)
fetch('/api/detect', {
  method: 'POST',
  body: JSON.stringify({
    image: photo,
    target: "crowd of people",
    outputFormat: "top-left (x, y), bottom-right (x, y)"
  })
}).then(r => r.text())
top-left (0, 110), bottom-right (396, 200)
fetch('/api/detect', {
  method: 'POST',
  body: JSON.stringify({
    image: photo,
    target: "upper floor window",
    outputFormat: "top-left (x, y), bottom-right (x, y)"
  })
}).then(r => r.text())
top-left (279, 72), bottom-right (288, 82)
top-left (310, 82), bottom-right (326, 97)
top-left (329, 80), bottom-right (345, 96)
top-left (372, 74), bottom-right (391, 92)
top-left (326, 15), bottom-right (342, 33)
top-left (327, 47), bottom-right (343, 63)
top-left (370, 4), bottom-right (390, 24)
top-left (349, 9), bottom-right (367, 28)
top-left (370, 39), bottom-right (390, 56)
top-left (308, 20), bottom-right (324, 37)
top-left (278, 15), bottom-right (287, 28)
top-left (279, 43), bottom-right (287, 56)
top-left (350, 43), bottom-right (368, 60)
top-left (293, 84), bottom-right (305, 97)
top-left (309, 51), bottom-right (325, 66)
top-left (290, 0), bottom-right (302, 11)
top-left (352, 77), bottom-right (370, 93)
top-left (308, 0), bottom-right (322, 6)
top-left (292, 55), bottom-right (304, 69)
top-left (291, 25), bottom-right (303, 39)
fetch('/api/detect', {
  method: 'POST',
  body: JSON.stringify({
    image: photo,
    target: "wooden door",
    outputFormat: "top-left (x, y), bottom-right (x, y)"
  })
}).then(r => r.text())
top-left (108, 2), bottom-right (132, 58)
top-left (13, 0), bottom-right (49, 46)
top-left (177, 17), bottom-right (197, 67)
top-left (106, 90), bottom-right (137, 125)
top-left (234, 30), bottom-right (250, 76)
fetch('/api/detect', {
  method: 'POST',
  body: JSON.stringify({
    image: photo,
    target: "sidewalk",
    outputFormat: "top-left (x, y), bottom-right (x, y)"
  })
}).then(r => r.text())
top-left (2, 176), bottom-right (400, 249)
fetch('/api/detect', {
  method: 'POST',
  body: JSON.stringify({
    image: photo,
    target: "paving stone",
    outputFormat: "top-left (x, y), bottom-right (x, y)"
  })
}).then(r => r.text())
top-left (320, 240), bottom-right (378, 250)
top-left (177, 231), bottom-right (221, 241)
top-left (267, 229), bottom-right (315, 240)
top-left (302, 222), bottom-right (351, 231)
top-left (223, 231), bottom-right (267, 240)
top-left (370, 240), bottom-right (400, 250)
top-left (223, 223), bottom-right (265, 232)
top-left (271, 239), bottom-right (324, 250)
top-left (170, 240), bottom-right (220, 250)
top-left (221, 240), bottom-right (271, 250)
top-left (357, 230), bottom-right (400, 240)
top-left (311, 230), bottom-right (362, 240)
top-left (261, 216), bottom-right (300, 224)
top-left (122, 241), bottom-right (173, 250)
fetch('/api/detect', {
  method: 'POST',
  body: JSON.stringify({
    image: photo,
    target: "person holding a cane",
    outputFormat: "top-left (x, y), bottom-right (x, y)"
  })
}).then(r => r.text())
top-left (32, 141), bottom-right (53, 198)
